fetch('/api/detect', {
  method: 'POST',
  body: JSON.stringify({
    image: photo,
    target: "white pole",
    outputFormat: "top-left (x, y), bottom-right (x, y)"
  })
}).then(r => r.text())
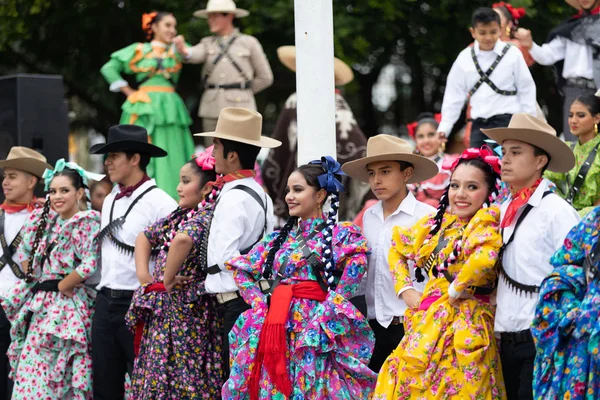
top-left (294, 0), bottom-right (337, 165)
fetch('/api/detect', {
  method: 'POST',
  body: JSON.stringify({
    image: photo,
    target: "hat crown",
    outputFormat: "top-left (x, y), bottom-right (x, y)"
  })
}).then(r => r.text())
top-left (507, 113), bottom-right (556, 137)
top-left (366, 135), bottom-right (413, 158)
top-left (4, 146), bottom-right (48, 164)
top-left (215, 107), bottom-right (263, 142)
top-left (107, 124), bottom-right (150, 144)
top-left (205, 0), bottom-right (238, 12)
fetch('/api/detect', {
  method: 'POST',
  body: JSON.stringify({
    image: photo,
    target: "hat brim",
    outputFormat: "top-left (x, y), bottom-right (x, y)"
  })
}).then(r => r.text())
top-left (89, 140), bottom-right (167, 157)
top-left (0, 158), bottom-right (53, 178)
top-left (193, 8), bottom-right (249, 18)
top-left (342, 154), bottom-right (439, 184)
top-left (481, 127), bottom-right (575, 172)
top-left (194, 131), bottom-right (282, 149)
top-left (277, 46), bottom-right (354, 86)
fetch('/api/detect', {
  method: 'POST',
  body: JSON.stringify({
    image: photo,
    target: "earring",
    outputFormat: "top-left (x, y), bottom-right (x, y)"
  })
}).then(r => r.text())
top-left (595, 123), bottom-right (598, 135)
top-left (505, 26), bottom-right (511, 36)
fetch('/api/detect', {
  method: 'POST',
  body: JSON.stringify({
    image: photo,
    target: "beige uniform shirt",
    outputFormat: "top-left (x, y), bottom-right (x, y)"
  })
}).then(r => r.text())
top-left (186, 29), bottom-right (274, 118)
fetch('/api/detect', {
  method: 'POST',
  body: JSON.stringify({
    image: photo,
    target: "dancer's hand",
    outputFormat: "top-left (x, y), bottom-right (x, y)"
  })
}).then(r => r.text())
top-left (401, 289), bottom-right (422, 309)
top-left (164, 275), bottom-right (191, 294)
top-left (514, 28), bottom-right (533, 49)
top-left (58, 280), bottom-right (74, 298)
top-left (173, 35), bottom-right (188, 57)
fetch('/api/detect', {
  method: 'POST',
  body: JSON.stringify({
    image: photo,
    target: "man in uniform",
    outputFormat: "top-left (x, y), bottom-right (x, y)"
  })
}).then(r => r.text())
top-left (174, 0), bottom-right (273, 138)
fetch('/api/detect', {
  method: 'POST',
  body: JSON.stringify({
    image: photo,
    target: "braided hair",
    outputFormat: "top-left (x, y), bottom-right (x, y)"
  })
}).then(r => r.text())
top-left (416, 156), bottom-right (502, 281)
top-left (162, 159), bottom-right (218, 252)
top-left (26, 167), bottom-right (86, 282)
top-left (262, 216), bottom-right (299, 279)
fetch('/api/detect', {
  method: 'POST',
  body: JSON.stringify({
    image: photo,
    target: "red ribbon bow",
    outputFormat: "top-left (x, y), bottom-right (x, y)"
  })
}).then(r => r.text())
top-left (406, 113), bottom-right (442, 138)
top-left (193, 145), bottom-right (216, 171)
top-left (492, 2), bottom-right (526, 21)
top-left (442, 147), bottom-right (501, 174)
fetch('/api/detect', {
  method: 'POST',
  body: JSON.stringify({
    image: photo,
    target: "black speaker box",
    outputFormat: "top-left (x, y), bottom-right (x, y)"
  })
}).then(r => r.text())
top-left (0, 74), bottom-right (69, 200)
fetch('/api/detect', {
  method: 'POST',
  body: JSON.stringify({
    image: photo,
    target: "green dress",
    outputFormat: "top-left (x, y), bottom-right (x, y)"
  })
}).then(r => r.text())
top-left (101, 41), bottom-right (195, 199)
top-left (545, 134), bottom-right (600, 217)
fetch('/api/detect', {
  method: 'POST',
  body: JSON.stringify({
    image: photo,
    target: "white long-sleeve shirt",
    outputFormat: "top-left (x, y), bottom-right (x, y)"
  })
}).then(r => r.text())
top-left (530, 36), bottom-right (594, 80)
top-left (0, 209), bottom-right (29, 296)
top-left (494, 179), bottom-right (580, 333)
top-left (205, 178), bottom-right (274, 294)
top-left (438, 40), bottom-right (537, 134)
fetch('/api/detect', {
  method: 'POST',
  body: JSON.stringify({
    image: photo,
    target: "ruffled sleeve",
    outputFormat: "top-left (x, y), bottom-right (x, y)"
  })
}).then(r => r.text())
top-left (16, 209), bottom-right (44, 263)
top-left (227, 232), bottom-right (278, 308)
top-left (329, 222), bottom-right (369, 300)
top-left (144, 215), bottom-right (168, 249)
top-left (388, 213), bottom-right (434, 293)
top-left (71, 211), bottom-right (101, 279)
top-left (451, 206), bottom-right (502, 293)
top-left (550, 207), bottom-right (600, 268)
top-left (100, 43), bottom-right (140, 90)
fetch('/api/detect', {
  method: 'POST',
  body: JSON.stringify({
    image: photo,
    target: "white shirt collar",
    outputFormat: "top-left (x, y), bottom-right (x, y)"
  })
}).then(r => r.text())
top-left (368, 191), bottom-right (418, 220)
top-left (527, 178), bottom-right (552, 207)
top-left (473, 39), bottom-right (505, 56)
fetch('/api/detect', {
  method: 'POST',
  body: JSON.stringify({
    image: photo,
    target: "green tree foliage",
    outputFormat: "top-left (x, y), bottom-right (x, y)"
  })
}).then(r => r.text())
top-left (0, 0), bottom-right (575, 136)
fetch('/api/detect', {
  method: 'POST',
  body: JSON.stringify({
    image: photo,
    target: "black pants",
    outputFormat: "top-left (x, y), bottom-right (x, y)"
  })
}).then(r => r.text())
top-left (368, 319), bottom-right (405, 373)
top-left (500, 331), bottom-right (535, 400)
top-left (350, 295), bottom-right (367, 317)
top-left (470, 113), bottom-right (512, 149)
top-left (92, 292), bottom-right (135, 400)
top-left (218, 296), bottom-right (251, 379)
top-left (0, 306), bottom-right (11, 400)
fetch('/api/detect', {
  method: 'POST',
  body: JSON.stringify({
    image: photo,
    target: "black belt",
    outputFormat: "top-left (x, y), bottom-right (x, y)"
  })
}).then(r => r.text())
top-left (205, 81), bottom-right (252, 90)
top-left (500, 329), bottom-right (532, 344)
top-left (473, 113), bottom-right (512, 124)
top-left (566, 77), bottom-right (596, 90)
top-left (24, 279), bottom-right (62, 336)
top-left (100, 287), bottom-right (135, 299)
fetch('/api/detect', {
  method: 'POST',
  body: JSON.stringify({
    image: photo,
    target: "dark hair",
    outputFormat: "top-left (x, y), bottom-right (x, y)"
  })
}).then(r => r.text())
top-left (416, 112), bottom-right (439, 132)
top-left (185, 159), bottom-right (218, 189)
top-left (572, 94), bottom-right (600, 116)
top-left (415, 156), bottom-right (501, 282)
top-left (144, 11), bottom-right (173, 39)
top-left (221, 139), bottom-right (260, 170)
top-left (472, 7), bottom-right (501, 28)
top-left (532, 145), bottom-right (551, 175)
top-left (26, 168), bottom-right (87, 282)
top-left (263, 161), bottom-right (344, 290)
top-left (125, 152), bottom-right (151, 173)
top-left (494, 4), bottom-right (513, 24)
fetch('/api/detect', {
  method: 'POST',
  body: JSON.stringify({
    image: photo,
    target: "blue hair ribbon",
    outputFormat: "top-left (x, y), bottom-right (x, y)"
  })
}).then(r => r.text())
top-left (42, 158), bottom-right (106, 190)
top-left (309, 156), bottom-right (345, 193)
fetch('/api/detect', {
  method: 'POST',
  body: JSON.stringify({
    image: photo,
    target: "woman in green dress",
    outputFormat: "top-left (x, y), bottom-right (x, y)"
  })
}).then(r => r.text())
top-left (100, 11), bottom-right (195, 199)
top-left (545, 94), bottom-right (600, 217)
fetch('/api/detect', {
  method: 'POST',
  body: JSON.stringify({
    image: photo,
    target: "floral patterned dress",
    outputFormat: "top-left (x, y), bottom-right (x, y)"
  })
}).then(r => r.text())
top-left (531, 206), bottom-right (600, 400)
top-left (0, 209), bottom-right (100, 400)
top-left (125, 208), bottom-right (224, 399)
top-left (374, 207), bottom-right (505, 400)
top-left (222, 217), bottom-right (377, 399)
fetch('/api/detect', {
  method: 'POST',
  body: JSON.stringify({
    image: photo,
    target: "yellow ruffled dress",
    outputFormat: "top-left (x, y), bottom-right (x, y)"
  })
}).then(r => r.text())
top-left (374, 207), bottom-right (506, 400)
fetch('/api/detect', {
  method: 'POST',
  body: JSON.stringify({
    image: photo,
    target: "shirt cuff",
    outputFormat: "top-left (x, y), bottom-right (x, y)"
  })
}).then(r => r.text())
top-left (109, 80), bottom-right (128, 92)
top-left (397, 286), bottom-right (414, 297)
top-left (447, 281), bottom-right (462, 299)
top-left (184, 47), bottom-right (193, 60)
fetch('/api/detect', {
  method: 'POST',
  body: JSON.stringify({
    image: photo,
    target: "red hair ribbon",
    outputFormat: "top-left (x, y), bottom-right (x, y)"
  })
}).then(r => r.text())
top-left (142, 12), bottom-right (157, 31)
top-left (442, 147), bottom-right (501, 174)
top-left (406, 113), bottom-right (442, 139)
top-left (492, 2), bottom-right (526, 21)
top-left (192, 145), bottom-right (216, 171)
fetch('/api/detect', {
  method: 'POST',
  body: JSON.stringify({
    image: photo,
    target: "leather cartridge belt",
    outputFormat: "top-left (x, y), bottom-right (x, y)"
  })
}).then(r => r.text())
top-left (205, 81), bottom-right (252, 90)
top-left (390, 316), bottom-right (404, 326)
top-left (216, 280), bottom-right (271, 305)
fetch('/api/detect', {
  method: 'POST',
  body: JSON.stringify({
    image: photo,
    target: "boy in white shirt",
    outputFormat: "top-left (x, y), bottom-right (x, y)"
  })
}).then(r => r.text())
top-left (439, 7), bottom-right (536, 148)
top-left (0, 147), bottom-right (51, 399)
top-left (342, 134), bottom-right (438, 372)
top-left (482, 114), bottom-right (580, 399)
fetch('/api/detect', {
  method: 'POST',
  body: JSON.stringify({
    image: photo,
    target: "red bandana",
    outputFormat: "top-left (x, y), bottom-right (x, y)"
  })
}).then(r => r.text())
top-left (0, 199), bottom-right (39, 214)
top-left (116, 175), bottom-right (151, 201)
top-left (211, 169), bottom-right (255, 189)
top-left (501, 178), bottom-right (543, 228)
top-left (575, 5), bottom-right (600, 18)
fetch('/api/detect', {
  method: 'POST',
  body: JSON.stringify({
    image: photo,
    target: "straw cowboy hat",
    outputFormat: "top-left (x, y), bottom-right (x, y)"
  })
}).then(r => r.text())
top-left (193, 0), bottom-right (249, 18)
top-left (482, 113), bottom-right (575, 173)
top-left (341, 134), bottom-right (439, 183)
top-left (195, 107), bottom-right (282, 148)
top-left (0, 146), bottom-right (52, 178)
top-left (277, 46), bottom-right (354, 87)
top-left (89, 125), bottom-right (167, 157)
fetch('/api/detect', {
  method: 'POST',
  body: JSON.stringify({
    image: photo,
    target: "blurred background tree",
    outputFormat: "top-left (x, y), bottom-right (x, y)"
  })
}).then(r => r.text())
top-left (0, 0), bottom-right (574, 142)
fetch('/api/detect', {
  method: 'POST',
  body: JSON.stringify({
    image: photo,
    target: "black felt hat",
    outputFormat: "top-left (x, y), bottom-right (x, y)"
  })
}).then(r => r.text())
top-left (89, 125), bottom-right (167, 157)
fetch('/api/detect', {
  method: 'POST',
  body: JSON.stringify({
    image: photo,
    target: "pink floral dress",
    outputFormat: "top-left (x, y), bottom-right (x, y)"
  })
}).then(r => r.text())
top-left (222, 217), bottom-right (377, 399)
top-left (0, 209), bottom-right (100, 400)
